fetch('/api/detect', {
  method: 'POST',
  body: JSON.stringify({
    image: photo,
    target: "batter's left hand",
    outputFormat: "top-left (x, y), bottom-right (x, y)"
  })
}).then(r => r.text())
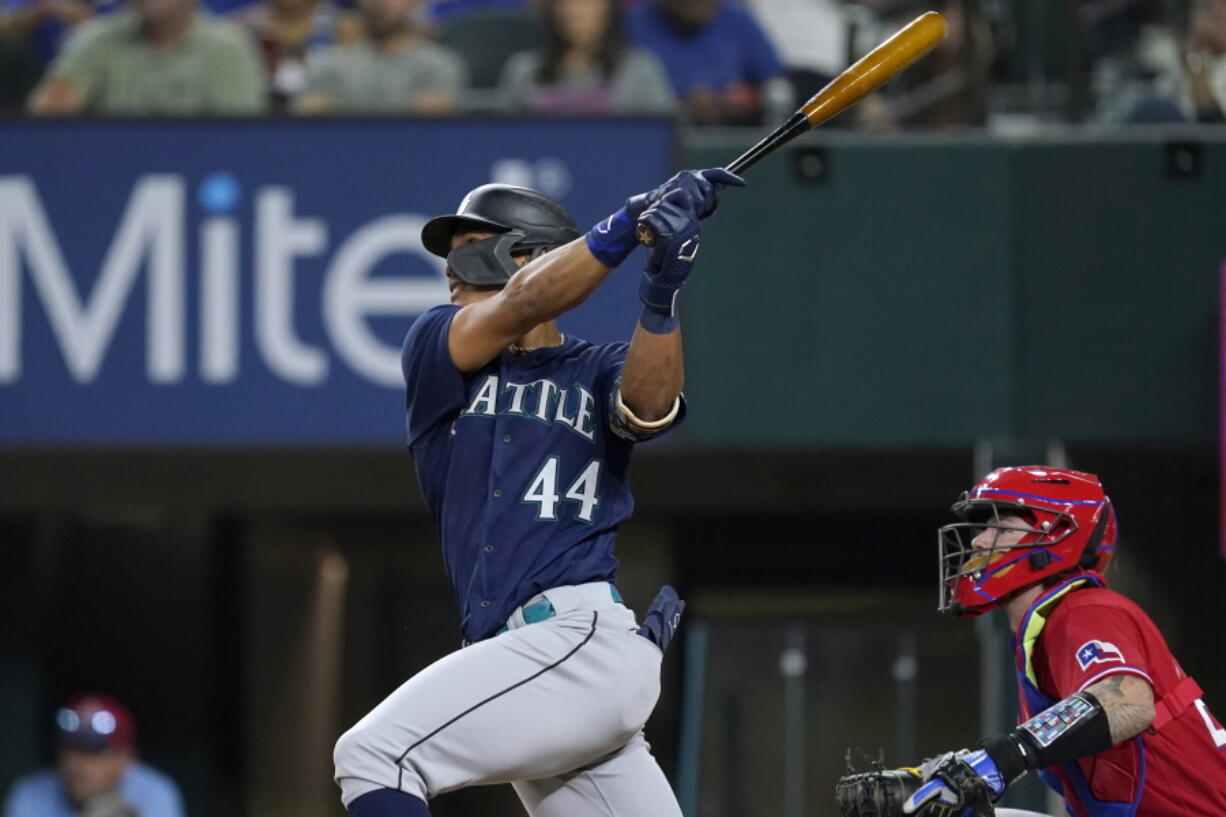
top-left (903, 750), bottom-right (1004, 817)
top-left (636, 585), bottom-right (685, 652)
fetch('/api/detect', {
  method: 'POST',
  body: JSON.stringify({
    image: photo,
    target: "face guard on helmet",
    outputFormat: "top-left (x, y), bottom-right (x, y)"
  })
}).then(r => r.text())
top-left (421, 184), bottom-right (580, 287)
top-left (937, 466), bottom-right (1117, 617)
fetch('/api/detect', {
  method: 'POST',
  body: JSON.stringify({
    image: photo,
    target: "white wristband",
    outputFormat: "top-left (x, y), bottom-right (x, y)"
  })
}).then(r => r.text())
top-left (615, 389), bottom-right (681, 431)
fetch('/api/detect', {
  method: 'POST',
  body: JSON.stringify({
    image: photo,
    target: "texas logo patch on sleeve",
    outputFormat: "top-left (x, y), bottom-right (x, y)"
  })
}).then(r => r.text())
top-left (1076, 640), bottom-right (1125, 670)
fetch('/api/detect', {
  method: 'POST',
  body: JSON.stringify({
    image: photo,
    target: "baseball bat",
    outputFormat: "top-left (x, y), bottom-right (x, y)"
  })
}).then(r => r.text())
top-left (637, 10), bottom-right (948, 247)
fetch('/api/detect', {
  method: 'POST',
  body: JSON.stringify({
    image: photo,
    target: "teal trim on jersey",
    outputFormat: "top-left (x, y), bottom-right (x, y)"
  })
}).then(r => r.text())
top-left (494, 599), bottom-right (556, 636)
top-left (522, 598), bottom-right (557, 625)
top-left (494, 584), bottom-right (623, 635)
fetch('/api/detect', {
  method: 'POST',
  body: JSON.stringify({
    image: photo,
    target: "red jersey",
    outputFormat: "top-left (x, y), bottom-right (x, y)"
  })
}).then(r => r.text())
top-left (1020, 582), bottom-right (1226, 817)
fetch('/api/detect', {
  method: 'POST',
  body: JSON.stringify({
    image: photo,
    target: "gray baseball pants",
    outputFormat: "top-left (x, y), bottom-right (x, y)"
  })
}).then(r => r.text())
top-left (333, 582), bottom-right (682, 817)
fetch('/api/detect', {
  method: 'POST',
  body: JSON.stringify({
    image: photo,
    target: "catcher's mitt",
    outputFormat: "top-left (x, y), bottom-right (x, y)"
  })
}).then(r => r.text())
top-left (834, 752), bottom-right (923, 817)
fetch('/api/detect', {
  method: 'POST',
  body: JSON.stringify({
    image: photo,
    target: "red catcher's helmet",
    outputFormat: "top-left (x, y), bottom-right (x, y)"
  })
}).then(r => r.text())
top-left (938, 466), bottom-right (1116, 616)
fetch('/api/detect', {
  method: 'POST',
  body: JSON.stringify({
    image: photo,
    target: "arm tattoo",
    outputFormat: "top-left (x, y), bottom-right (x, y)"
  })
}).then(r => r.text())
top-left (1087, 674), bottom-right (1156, 743)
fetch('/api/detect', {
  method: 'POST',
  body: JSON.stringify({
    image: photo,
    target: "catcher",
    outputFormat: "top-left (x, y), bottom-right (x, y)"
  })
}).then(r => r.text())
top-left (836, 466), bottom-right (1226, 817)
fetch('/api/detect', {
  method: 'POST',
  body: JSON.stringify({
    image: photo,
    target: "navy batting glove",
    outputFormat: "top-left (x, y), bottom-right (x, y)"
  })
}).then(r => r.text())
top-left (645, 168), bottom-right (746, 220)
top-left (688, 168), bottom-right (746, 219)
top-left (638, 191), bottom-right (700, 334)
top-left (584, 168), bottom-right (744, 269)
top-left (636, 585), bottom-right (685, 653)
top-left (902, 749), bottom-right (1005, 817)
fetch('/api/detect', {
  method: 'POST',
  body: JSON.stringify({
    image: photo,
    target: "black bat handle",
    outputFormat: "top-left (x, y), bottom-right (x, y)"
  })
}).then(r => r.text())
top-left (727, 112), bottom-right (811, 174)
top-left (637, 112), bottom-right (811, 247)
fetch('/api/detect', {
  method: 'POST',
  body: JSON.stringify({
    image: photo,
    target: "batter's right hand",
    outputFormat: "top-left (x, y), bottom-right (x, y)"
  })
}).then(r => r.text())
top-left (642, 191), bottom-right (700, 271)
top-left (636, 192), bottom-right (700, 333)
top-left (586, 168), bottom-right (743, 269)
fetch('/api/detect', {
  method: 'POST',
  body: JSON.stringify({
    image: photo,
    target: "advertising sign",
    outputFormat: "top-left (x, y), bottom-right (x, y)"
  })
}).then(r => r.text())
top-left (0, 119), bottom-right (674, 444)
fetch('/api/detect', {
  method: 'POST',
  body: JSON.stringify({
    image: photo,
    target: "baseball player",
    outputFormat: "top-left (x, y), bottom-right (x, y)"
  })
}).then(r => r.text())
top-left (838, 466), bottom-right (1226, 817)
top-left (332, 167), bottom-right (743, 817)
top-left (3, 694), bottom-right (186, 817)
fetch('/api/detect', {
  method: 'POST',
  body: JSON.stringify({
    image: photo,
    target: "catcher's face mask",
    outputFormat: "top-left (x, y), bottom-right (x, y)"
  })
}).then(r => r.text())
top-left (938, 501), bottom-right (1071, 616)
top-left (937, 466), bottom-right (1116, 617)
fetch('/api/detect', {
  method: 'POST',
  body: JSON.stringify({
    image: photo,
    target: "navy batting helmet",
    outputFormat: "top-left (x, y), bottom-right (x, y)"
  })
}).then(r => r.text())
top-left (421, 185), bottom-right (580, 286)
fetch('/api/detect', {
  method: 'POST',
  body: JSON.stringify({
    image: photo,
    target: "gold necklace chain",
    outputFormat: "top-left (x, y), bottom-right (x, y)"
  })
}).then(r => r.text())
top-left (509, 333), bottom-right (565, 355)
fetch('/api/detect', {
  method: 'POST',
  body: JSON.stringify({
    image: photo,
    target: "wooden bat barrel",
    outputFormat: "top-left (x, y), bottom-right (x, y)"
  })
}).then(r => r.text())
top-left (801, 10), bottom-right (948, 129)
top-left (638, 11), bottom-right (947, 244)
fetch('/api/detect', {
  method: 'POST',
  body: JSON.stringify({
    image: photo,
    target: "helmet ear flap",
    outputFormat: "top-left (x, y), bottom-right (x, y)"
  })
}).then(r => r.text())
top-left (1078, 503), bottom-right (1113, 570)
top-left (1028, 550), bottom-right (1052, 571)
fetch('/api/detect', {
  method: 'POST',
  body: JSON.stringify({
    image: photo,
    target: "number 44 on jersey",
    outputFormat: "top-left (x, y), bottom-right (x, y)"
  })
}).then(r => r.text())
top-left (524, 458), bottom-right (602, 523)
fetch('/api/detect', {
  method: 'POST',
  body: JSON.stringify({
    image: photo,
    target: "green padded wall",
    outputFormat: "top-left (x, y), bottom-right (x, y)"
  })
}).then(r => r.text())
top-left (1012, 140), bottom-right (1223, 440)
top-left (681, 133), bottom-right (1225, 447)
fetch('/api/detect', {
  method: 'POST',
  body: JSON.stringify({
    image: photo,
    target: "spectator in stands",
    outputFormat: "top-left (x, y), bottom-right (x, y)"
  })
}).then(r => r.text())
top-left (0, 0), bottom-right (96, 111)
top-left (1100, 0), bottom-right (1226, 124)
top-left (743, 0), bottom-right (848, 105)
top-left (232, 0), bottom-right (354, 110)
top-left (1181, 0), bottom-right (1226, 121)
top-left (3, 694), bottom-right (186, 817)
top-left (294, 0), bottom-right (466, 113)
top-left (0, 21), bottom-right (45, 112)
top-left (885, 0), bottom-right (992, 130)
top-left (0, 0), bottom-right (99, 64)
top-left (626, 0), bottom-right (788, 125)
top-left (421, 0), bottom-right (527, 26)
top-left (26, 0), bottom-right (265, 114)
top-left (499, 0), bottom-right (674, 115)
top-left (1088, 0), bottom-right (1184, 123)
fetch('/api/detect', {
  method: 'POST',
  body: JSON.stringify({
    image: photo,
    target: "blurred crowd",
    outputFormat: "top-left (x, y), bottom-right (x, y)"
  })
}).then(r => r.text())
top-left (0, 0), bottom-right (1222, 126)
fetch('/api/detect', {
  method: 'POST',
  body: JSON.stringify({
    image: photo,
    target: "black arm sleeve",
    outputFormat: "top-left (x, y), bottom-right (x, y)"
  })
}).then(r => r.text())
top-left (981, 691), bottom-right (1114, 783)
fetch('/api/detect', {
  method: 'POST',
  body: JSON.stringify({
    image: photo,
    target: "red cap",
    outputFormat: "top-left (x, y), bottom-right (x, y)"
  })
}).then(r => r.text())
top-left (55, 694), bottom-right (136, 752)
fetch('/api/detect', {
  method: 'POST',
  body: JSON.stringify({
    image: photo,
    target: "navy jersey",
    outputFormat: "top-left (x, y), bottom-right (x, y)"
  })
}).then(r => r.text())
top-left (402, 305), bottom-right (684, 642)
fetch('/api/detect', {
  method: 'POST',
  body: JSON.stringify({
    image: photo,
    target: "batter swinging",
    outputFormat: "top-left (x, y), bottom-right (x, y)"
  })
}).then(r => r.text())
top-left (332, 168), bottom-right (743, 817)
